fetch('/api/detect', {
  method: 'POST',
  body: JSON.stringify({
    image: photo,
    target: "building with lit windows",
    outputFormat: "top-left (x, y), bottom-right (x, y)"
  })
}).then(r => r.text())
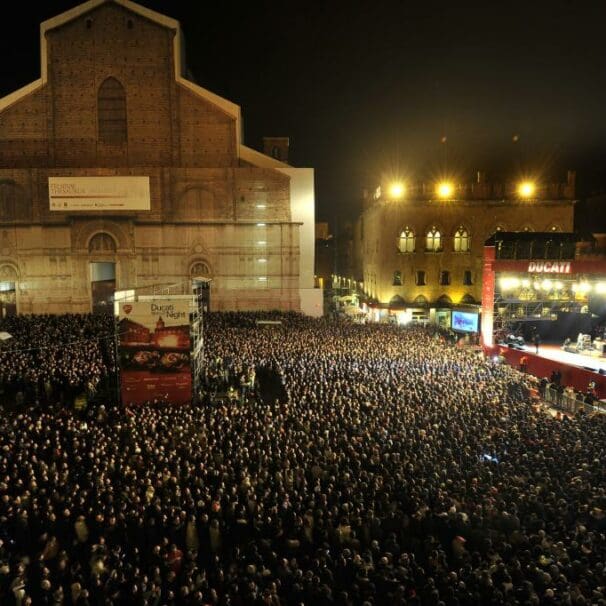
top-left (351, 173), bottom-right (576, 326)
top-left (0, 0), bottom-right (320, 316)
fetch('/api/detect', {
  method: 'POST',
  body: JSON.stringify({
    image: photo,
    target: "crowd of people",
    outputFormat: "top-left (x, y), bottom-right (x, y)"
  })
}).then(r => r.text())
top-left (0, 314), bottom-right (115, 406)
top-left (0, 312), bottom-right (606, 605)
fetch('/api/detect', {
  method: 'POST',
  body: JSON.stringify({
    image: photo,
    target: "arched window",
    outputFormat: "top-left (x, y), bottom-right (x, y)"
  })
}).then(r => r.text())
top-left (453, 227), bottom-right (470, 252)
top-left (98, 77), bottom-right (127, 144)
top-left (88, 233), bottom-right (117, 254)
top-left (398, 227), bottom-right (415, 253)
top-left (461, 294), bottom-right (476, 304)
top-left (413, 294), bottom-right (428, 307)
top-left (190, 261), bottom-right (211, 278)
top-left (0, 264), bottom-right (18, 281)
top-left (425, 227), bottom-right (441, 252)
top-left (437, 294), bottom-right (452, 307)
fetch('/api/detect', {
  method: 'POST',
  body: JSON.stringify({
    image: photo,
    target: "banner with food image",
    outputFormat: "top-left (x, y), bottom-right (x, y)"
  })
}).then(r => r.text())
top-left (118, 299), bottom-right (192, 405)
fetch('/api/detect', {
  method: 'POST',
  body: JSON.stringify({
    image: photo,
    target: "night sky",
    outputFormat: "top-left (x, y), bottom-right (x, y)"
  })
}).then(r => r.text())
top-left (1, 0), bottom-right (605, 229)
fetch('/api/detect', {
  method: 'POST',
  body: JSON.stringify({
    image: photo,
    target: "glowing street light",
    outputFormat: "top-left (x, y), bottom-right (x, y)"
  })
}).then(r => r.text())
top-left (389, 182), bottom-right (405, 199)
top-left (518, 181), bottom-right (536, 198)
top-left (436, 182), bottom-right (454, 198)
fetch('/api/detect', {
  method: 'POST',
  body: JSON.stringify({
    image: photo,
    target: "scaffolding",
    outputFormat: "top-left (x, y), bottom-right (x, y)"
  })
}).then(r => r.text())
top-left (494, 293), bottom-right (585, 326)
top-left (191, 277), bottom-right (211, 401)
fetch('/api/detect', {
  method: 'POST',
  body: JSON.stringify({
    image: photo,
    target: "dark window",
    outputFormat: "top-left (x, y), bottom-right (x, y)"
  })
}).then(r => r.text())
top-left (532, 240), bottom-right (546, 259)
top-left (463, 270), bottom-right (473, 285)
top-left (497, 240), bottom-right (516, 259)
top-left (393, 270), bottom-right (402, 286)
top-left (545, 239), bottom-right (560, 259)
top-left (517, 240), bottom-right (532, 259)
top-left (98, 78), bottom-right (127, 145)
top-left (416, 270), bottom-right (426, 286)
top-left (440, 270), bottom-right (450, 285)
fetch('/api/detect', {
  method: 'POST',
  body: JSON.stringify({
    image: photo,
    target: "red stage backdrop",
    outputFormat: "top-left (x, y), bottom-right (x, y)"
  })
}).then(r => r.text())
top-left (118, 299), bottom-right (192, 405)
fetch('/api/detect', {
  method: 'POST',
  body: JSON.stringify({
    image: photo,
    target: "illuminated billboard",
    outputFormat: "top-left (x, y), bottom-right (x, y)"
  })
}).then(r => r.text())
top-left (118, 299), bottom-right (192, 405)
top-left (452, 310), bottom-right (479, 333)
top-left (49, 176), bottom-right (150, 211)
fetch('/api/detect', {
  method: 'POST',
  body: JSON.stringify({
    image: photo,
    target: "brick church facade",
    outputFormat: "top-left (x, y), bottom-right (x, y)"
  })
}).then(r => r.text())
top-left (0, 0), bottom-right (319, 315)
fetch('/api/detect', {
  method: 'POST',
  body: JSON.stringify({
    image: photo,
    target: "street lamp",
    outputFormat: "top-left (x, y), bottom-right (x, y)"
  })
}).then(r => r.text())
top-left (388, 182), bottom-right (405, 199)
top-left (517, 181), bottom-right (536, 198)
top-left (436, 182), bottom-right (454, 199)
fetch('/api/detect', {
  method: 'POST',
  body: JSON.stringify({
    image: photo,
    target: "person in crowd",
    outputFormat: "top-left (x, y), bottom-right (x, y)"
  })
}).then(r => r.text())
top-left (533, 331), bottom-right (541, 354)
top-left (1, 310), bottom-right (606, 605)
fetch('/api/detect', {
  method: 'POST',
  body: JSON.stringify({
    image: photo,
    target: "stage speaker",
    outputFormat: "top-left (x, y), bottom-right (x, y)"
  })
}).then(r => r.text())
top-left (599, 369), bottom-right (606, 375)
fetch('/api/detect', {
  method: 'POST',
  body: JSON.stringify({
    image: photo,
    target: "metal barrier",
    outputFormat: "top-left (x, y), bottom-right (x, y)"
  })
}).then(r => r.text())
top-left (543, 384), bottom-right (606, 415)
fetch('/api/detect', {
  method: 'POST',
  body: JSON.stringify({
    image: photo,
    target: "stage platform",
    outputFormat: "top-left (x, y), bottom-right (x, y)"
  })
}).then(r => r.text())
top-left (493, 342), bottom-right (606, 399)
top-left (522, 344), bottom-right (606, 374)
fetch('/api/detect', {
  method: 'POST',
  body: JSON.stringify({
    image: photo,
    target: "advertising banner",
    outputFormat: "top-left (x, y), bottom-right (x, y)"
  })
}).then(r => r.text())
top-left (118, 299), bottom-right (192, 405)
top-left (49, 176), bottom-right (150, 211)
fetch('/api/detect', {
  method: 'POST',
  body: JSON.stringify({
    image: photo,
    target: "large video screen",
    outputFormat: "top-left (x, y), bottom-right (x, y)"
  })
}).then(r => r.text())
top-left (452, 310), bottom-right (479, 333)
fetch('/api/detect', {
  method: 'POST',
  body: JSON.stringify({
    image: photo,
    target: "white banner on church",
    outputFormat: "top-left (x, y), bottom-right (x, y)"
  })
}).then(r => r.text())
top-left (49, 176), bottom-right (150, 211)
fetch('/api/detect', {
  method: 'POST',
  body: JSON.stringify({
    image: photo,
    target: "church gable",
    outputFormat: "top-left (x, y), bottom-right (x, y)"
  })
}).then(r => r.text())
top-left (45, 2), bottom-right (175, 166)
top-left (0, 0), bottom-right (243, 169)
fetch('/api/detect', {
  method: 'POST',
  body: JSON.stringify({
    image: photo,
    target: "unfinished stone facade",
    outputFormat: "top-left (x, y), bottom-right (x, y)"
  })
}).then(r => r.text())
top-left (0, 0), bottom-right (313, 314)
